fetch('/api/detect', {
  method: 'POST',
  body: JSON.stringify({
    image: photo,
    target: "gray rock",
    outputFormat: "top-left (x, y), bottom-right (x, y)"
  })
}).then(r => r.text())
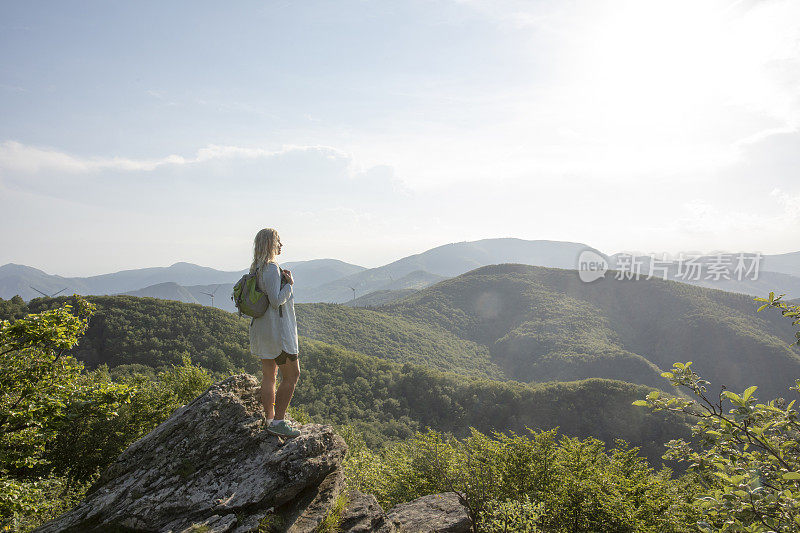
top-left (280, 466), bottom-right (345, 532)
top-left (35, 374), bottom-right (347, 533)
top-left (386, 493), bottom-right (471, 533)
top-left (339, 489), bottom-right (396, 532)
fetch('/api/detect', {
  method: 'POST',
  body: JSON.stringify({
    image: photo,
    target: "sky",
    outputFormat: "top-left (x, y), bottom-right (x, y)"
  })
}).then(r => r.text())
top-left (1, 0), bottom-right (798, 276)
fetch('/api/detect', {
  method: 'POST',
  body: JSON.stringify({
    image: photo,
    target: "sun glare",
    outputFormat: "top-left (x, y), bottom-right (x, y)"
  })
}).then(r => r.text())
top-left (570, 0), bottom-right (796, 141)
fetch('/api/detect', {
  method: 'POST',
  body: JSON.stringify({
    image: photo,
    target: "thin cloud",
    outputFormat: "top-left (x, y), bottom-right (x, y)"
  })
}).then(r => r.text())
top-left (0, 141), bottom-right (185, 174)
top-left (734, 126), bottom-right (799, 148)
top-left (0, 141), bottom-right (370, 178)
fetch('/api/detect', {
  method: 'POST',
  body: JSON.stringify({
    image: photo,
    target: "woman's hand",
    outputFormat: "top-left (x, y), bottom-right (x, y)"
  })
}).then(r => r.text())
top-left (282, 269), bottom-right (294, 285)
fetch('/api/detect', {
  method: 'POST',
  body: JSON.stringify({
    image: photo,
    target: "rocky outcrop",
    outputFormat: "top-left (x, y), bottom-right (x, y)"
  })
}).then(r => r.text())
top-left (336, 491), bottom-right (472, 533)
top-left (35, 374), bottom-right (347, 533)
top-left (386, 493), bottom-right (472, 533)
top-left (339, 490), bottom-right (472, 533)
top-left (35, 374), bottom-right (473, 533)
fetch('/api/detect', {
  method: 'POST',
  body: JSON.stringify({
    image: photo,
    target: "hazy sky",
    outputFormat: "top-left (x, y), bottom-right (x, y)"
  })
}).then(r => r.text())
top-left (1, 0), bottom-right (798, 276)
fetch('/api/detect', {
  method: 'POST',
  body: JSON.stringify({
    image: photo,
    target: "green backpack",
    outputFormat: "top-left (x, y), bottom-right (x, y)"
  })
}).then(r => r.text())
top-left (232, 264), bottom-right (285, 318)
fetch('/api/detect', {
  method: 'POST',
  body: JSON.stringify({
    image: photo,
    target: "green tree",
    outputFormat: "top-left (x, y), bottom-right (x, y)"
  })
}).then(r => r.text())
top-left (633, 292), bottom-right (800, 531)
top-left (46, 354), bottom-right (215, 484)
top-left (0, 296), bottom-right (133, 521)
top-left (0, 295), bottom-right (27, 321)
top-left (0, 296), bottom-right (132, 475)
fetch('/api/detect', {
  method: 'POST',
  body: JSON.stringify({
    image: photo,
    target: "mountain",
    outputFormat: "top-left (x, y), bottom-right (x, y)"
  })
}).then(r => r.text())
top-left (761, 251), bottom-right (800, 278)
top-left (333, 271), bottom-right (448, 307)
top-left (75, 261), bottom-right (242, 294)
top-left (301, 269), bottom-right (449, 304)
top-left (0, 263), bottom-right (93, 301)
top-left (661, 267), bottom-right (800, 299)
top-left (4, 294), bottom-right (688, 466)
top-left (0, 258), bottom-right (365, 301)
top-left (608, 251), bottom-right (800, 278)
top-left (607, 253), bottom-right (800, 299)
top-left (345, 289), bottom-right (418, 308)
top-left (296, 303), bottom-right (500, 378)
top-left (0, 262), bottom-right (242, 300)
top-left (123, 282), bottom-right (200, 304)
top-left (5, 236), bottom-right (603, 305)
top-left (28, 260), bottom-right (798, 402)
top-left (371, 263), bottom-right (800, 400)
top-left (303, 238), bottom-right (603, 303)
top-left (384, 238), bottom-right (602, 277)
top-left (185, 283), bottom-right (237, 312)
top-left (7, 241), bottom-right (798, 306)
top-left (292, 338), bottom-right (688, 467)
top-left (380, 270), bottom-right (449, 291)
top-left (106, 257), bottom-right (370, 312)
top-left (284, 258), bottom-right (367, 300)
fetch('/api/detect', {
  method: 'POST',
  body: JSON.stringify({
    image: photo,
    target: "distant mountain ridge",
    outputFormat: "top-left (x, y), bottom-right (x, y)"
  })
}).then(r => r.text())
top-left (123, 282), bottom-right (200, 305)
top-left (0, 258), bottom-right (365, 302)
top-left (607, 253), bottom-right (800, 299)
top-left (373, 263), bottom-right (800, 399)
top-left (303, 239), bottom-right (604, 303)
top-left (758, 251), bottom-right (800, 278)
top-left (3, 239), bottom-right (799, 304)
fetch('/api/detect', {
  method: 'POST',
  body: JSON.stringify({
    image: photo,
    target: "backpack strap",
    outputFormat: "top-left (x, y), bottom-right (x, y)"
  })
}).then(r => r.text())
top-left (272, 260), bottom-right (285, 318)
top-left (256, 261), bottom-right (284, 318)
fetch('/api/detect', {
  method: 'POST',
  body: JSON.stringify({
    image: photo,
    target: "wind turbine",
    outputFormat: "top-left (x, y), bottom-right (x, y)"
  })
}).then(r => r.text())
top-left (349, 286), bottom-right (356, 304)
top-left (29, 286), bottom-right (67, 298)
top-left (200, 285), bottom-right (220, 308)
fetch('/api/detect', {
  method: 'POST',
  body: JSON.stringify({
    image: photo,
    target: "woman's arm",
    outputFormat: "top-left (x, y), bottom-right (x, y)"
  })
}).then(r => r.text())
top-left (260, 263), bottom-right (293, 308)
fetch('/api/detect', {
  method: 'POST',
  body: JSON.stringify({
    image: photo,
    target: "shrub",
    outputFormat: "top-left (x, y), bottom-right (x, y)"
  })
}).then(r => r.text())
top-left (343, 427), bottom-right (696, 532)
top-left (634, 292), bottom-right (800, 531)
top-left (0, 296), bottom-right (131, 524)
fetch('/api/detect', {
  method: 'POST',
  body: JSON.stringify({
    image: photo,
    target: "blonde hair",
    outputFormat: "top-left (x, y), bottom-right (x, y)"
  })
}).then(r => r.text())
top-left (250, 228), bottom-right (280, 274)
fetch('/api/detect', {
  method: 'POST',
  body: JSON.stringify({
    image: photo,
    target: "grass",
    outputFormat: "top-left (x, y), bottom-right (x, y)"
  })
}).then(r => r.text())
top-left (316, 491), bottom-right (350, 533)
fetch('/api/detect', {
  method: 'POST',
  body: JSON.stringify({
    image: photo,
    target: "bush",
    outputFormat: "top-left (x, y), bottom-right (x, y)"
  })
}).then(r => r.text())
top-left (634, 292), bottom-right (800, 531)
top-left (0, 296), bottom-right (132, 525)
top-left (342, 427), bottom-right (697, 533)
top-left (479, 495), bottom-right (543, 533)
top-left (0, 297), bottom-right (217, 530)
top-left (44, 355), bottom-right (214, 484)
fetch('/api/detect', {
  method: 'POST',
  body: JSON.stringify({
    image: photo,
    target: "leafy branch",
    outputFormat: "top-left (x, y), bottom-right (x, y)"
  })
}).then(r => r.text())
top-left (632, 291), bottom-right (800, 532)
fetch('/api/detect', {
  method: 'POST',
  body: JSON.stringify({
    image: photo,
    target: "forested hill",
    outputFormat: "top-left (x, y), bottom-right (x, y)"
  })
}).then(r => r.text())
top-left (372, 263), bottom-right (800, 399)
top-left (291, 338), bottom-right (688, 466)
top-left (1, 295), bottom-right (255, 372)
top-left (3, 261), bottom-right (796, 467)
top-left (0, 294), bottom-right (688, 466)
top-left (6, 257), bottom-right (799, 402)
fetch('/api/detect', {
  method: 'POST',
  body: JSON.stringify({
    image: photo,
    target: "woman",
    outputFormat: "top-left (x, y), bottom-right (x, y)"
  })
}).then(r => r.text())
top-left (248, 228), bottom-right (301, 438)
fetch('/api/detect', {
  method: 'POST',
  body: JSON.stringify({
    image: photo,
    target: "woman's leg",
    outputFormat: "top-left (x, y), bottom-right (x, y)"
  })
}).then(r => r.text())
top-left (274, 356), bottom-right (300, 420)
top-left (261, 358), bottom-right (278, 419)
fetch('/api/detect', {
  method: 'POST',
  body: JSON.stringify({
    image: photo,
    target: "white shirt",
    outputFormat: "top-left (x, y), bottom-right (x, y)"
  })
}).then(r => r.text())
top-left (248, 260), bottom-right (298, 358)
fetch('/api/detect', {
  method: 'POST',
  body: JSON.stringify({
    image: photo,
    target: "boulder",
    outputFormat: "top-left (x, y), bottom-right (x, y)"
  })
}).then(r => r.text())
top-left (386, 492), bottom-right (471, 533)
top-left (339, 489), bottom-right (395, 532)
top-left (35, 374), bottom-right (347, 533)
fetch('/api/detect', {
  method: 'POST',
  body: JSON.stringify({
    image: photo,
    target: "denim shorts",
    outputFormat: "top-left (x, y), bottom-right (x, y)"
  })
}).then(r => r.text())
top-left (262, 350), bottom-right (298, 365)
